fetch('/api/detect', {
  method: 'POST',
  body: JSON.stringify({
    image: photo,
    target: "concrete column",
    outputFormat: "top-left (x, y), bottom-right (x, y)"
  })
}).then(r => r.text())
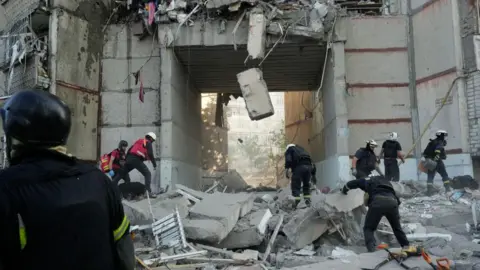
top-left (316, 38), bottom-right (350, 189)
top-left (160, 48), bottom-right (202, 189)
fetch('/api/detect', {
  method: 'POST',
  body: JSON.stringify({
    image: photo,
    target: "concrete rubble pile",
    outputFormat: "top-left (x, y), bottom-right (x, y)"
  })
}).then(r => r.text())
top-left (127, 179), bottom-right (480, 269)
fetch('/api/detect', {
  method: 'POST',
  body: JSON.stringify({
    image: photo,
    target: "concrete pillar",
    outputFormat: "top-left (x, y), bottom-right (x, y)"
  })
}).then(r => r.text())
top-left (160, 48), bottom-right (202, 189)
top-left (315, 39), bottom-right (350, 189)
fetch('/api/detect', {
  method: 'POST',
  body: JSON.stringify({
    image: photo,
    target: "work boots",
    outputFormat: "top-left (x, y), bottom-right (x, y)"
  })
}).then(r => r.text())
top-left (305, 198), bottom-right (311, 207)
top-left (147, 191), bottom-right (157, 199)
top-left (426, 184), bottom-right (435, 196)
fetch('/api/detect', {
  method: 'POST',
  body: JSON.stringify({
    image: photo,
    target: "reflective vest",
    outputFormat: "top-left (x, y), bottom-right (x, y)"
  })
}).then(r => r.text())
top-left (129, 138), bottom-right (149, 160)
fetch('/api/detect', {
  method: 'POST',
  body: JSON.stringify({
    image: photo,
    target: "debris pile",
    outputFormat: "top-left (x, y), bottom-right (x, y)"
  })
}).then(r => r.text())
top-left (129, 179), bottom-right (480, 269)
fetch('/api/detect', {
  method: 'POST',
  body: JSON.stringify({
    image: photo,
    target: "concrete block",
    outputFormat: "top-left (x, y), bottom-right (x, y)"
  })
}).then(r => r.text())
top-left (122, 195), bottom-right (190, 225)
top-left (247, 8), bottom-right (266, 59)
top-left (282, 207), bottom-right (330, 249)
top-left (222, 169), bottom-right (249, 191)
top-left (183, 219), bottom-right (229, 243)
top-left (218, 209), bottom-right (272, 249)
top-left (236, 68), bottom-right (274, 121)
top-left (324, 189), bottom-right (365, 212)
top-left (189, 192), bottom-right (255, 236)
top-left (175, 184), bottom-right (207, 200)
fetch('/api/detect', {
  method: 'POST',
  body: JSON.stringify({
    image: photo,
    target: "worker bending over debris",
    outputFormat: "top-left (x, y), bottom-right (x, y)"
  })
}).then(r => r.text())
top-left (380, 132), bottom-right (405, 182)
top-left (0, 90), bottom-right (134, 270)
top-left (423, 130), bottom-right (451, 195)
top-left (342, 174), bottom-right (413, 254)
top-left (351, 139), bottom-right (383, 178)
top-left (113, 132), bottom-right (158, 198)
top-left (101, 140), bottom-right (131, 183)
top-left (285, 143), bottom-right (314, 208)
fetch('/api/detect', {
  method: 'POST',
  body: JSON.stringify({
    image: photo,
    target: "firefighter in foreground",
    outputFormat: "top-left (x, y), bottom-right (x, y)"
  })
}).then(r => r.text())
top-left (341, 174), bottom-right (413, 253)
top-left (101, 140), bottom-right (131, 183)
top-left (379, 132), bottom-right (405, 182)
top-left (423, 130), bottom-right (451, 195)
top-left (0, 90), bottom-right (134, 270)
top-left (113, 132), bottom-right (158, 198)
top-left (285, 144), bottom-right (314, 208)
top-left (351, 139), bottom-right (383, 178)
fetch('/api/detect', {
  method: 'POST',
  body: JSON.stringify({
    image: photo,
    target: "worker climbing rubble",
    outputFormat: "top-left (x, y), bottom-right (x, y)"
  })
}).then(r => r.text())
top-left (0, 90), bottom-right (134, 270)
top-left (285, 143), bottom-right (314, 208)
top-left (100, 140), bottom-right (130, 183)
top-left (351, 139), bottom-right (383, 179)
top-left (341, 174), bottom-right (413, 254)
top-left (380, 132), bottom-right (405, 182)
top-left (113, 132), bottom-right (158, 198)
top-left (422, 130), bottom-right (452, 196)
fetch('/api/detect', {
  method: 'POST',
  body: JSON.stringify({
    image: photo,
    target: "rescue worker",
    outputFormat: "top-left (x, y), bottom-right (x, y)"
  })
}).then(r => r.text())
top-left (110, 140), bottom-right (130, 184)
top-left (0, 90), bottom-right (134, 270)
top-left (113, 132), bottom-right (157, 198)
top-left (285, 144), bottom-right (313, 208)
top-left (351, 139), bottom-right (383, 179)
top-left (341, 175), bottom-right (412, 253)
top-left (380, 132), bottom-right (405, 182)
top-left (423, 130), bottom-right (451, 195)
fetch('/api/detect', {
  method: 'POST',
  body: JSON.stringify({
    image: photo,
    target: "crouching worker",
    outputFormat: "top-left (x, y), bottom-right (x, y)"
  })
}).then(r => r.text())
top-left (100, 140), bottom-right (130, 184)
top-left (285, 144), bottom-right (313, 208)
top-left (0, 90), bottom-right (134, 270)
top-left (341, 175), bottom-right (412, 253)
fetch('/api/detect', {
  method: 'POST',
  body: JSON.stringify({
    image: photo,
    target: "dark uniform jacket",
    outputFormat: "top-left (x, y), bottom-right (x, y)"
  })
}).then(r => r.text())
top-left (0, 150), bottom-right (133, 270)
top-left (285, 145), bottom-right (312, 170)
top-left (354, 148), bottom-right (377, 172)
top-left (343, 176), bottom-right (401, 206)
top-left (423, 139), bottom-right (446, 160)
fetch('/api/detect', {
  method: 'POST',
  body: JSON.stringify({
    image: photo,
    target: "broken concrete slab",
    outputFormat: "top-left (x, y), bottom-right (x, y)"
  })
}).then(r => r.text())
top-left (183, 219), bottom-right (229, 243)
top-left (282, 207), bottom-right (330, 249)
top-left (324, 189), bottom-right (365, 212)
top-left (221, 169), bottom-right (248, 191)
top-left (232, 249), bottom-right (259, 261)
top-left (247, 8), bottom-right (266, 60)
top-left (175, 184), bottom-right (207, 200)
top-left (189, 192), bottom-right (255, 239)
top-left (218, 209), bottom-right (272, 249)
top-left (123, 195), bottom-right (190, 225)
top-left (236, 68), bottom-right (274, 121)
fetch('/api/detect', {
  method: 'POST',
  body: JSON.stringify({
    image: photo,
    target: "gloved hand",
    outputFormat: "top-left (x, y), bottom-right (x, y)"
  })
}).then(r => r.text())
top-left (351, 168), bottom-right (357, 176)
top-left (434, 155), bottom-right (440, 161)
top-left (108, 170), bottom-right (115, 177)
top-left (342, 185), bottom-right (348, 195)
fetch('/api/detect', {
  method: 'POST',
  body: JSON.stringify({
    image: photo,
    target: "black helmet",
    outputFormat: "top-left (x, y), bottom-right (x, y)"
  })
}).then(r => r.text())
top-left (118, 140), bottom-right (128, 148)
top-left (1, 90), bottom-right (71, 147)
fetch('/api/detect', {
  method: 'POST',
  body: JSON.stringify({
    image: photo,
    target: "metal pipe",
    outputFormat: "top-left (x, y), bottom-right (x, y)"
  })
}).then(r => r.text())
top-left (406, 0), bottom-right (421, 180)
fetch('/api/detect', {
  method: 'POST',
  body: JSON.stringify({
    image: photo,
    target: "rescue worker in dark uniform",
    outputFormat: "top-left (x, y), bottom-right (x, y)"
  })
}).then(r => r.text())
top-left (351, 139), bottom-right (383, 179)
top-left (423, 130), bottom-right (451, 195)
top-left (342, 175), bottom-right (411, 253)
top-left (109, 140), bottom-right (131, 184)
top-left (0, 90), bottom-right (134, 270)
top-left (380, 132), bottom-right (405, 182)
top-left (114, 132), bottom-right (157, 198)
top-left (285, 144), bottom-right (313, 208)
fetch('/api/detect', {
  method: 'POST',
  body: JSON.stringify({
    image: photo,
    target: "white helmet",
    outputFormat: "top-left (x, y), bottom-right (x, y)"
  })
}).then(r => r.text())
top-left (436, 130), bottom-right (448, 138)
top-left (286, 144), bottom-right (296, 151)
top-left (388, 132), bottom-right (398, 141)
top-left (366, 139), bottom-right (378, 147)
top-left (146, 132), bottom-right (157, 141)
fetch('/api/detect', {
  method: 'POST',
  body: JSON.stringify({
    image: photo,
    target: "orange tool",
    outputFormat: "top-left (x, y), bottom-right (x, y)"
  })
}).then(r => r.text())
top-left (421, 250), bottom-right (437, 269)
top-left (436, 258), bottom-right (450, 270)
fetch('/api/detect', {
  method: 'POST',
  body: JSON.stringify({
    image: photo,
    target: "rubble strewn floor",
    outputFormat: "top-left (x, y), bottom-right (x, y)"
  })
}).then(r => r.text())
top-left (129, 180), bottom-right (480, 270)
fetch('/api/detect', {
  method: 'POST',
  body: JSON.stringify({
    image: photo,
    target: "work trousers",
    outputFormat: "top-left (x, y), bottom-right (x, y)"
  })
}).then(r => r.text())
top-left (113, 168), bottom-right (131, 184)
top-left (355, 169), bottom-right (371, 179)
top-left (113, 155), bottom-right (152, 192)
top-left (427, 159), bottom-right (450, 188)
top-left (364, 195), bottom-right (409, 252)
top-left (384, 158), bottom-right (400, 182)
top-left (291, 164), bottom-right (312, 200)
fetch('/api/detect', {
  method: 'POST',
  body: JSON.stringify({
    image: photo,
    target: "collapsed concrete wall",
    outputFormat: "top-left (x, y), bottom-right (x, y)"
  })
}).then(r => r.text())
top-left (412, 0), bottom-right (473, 177)
top-left (160, 48), bottom-right (202, 189)
top-left (101, 25), bottom-right (162, 186)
